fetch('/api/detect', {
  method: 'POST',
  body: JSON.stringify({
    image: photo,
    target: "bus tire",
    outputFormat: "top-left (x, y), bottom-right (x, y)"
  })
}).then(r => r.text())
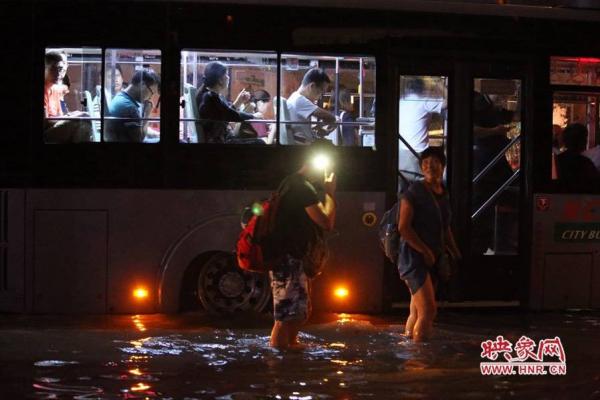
top-left (197, 251), bottom-right (271, 314)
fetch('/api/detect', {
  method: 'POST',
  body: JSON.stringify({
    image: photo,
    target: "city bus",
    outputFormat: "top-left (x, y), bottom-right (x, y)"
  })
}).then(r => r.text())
top-left (1, 0), bottom-right (599, 314)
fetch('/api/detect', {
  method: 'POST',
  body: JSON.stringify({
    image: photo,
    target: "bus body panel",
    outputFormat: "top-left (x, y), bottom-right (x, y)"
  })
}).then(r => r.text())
top-left (531, 193), bottom-right (600, 310)
top-left (0, 189), bottom-right (26, 312)
top-left (2, 188), bottom-right (384, 314)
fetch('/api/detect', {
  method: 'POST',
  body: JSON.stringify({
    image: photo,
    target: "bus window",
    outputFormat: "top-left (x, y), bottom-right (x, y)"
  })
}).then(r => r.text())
top-left (179, 50), bottom-right (277, 144)
top-left (550, 56), bottom-right (600, 87)
top-left (471, 78), bottom-right (522, 255)
top-left (397, 75), bottom-right (447, 192)
top-left (43, 47), bottom-right (101, 143)
top-left (280, 54), bottom-right (376, 147)
top-left (552, 93), bottom-right (600, 181)
top-left (103, 49), bottom-right (162, 143)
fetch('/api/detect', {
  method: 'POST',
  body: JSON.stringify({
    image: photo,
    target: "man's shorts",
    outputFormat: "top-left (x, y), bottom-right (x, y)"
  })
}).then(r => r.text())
top-left (270, 254), bottom-right (311, 322)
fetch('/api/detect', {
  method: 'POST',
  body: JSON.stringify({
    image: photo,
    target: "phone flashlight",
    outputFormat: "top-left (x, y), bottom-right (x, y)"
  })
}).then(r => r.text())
top-left (312, 154), bottom-right (331, 171)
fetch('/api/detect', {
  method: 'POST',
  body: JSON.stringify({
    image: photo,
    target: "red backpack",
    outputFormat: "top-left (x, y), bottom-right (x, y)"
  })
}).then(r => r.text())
top-left (236, 191), bottom-right (283, 273)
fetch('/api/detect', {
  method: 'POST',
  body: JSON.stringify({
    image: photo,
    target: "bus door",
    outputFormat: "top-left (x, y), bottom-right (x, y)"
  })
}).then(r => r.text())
top-left (460, 61), bottom-right (528, 303)
top-left (392, 61), bottom-right (451, 305)
top-left (393, 59), bottom-right (528, 305)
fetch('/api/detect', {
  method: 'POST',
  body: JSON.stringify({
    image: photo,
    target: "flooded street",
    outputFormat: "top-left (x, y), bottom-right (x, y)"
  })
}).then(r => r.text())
top-left (0, 310), bottom-right (599, 399)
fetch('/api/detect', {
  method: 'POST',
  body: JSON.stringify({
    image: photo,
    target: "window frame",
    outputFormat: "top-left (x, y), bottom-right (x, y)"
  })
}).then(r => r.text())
top-left (177, 48), bottom-right (377, 148)
top-left (42, 45), bottom-right (164, 145)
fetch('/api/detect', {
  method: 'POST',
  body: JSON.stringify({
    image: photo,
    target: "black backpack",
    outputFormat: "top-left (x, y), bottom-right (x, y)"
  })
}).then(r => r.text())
top-left (378, 175), bottom-right (411, 263)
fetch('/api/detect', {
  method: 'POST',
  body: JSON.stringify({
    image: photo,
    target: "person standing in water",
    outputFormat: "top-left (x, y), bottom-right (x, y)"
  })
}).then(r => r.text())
top-left (268, 141), bottom-right (337, 350)
top-left (397, 147), bottom-right (461, 342)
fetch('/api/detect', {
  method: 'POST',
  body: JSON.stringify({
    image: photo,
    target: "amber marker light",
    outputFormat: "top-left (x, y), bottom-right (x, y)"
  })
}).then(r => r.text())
top-left (334, 286), bottom-right (349, 299)
top-left (130, 383), bottom-right (151, 392)
top-left (133, 287), bottom-right (149, 300)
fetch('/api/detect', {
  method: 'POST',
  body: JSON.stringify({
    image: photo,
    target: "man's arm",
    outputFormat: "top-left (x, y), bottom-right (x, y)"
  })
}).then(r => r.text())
top-left (473, 124), bottom-right (509, 138)
top-left (304, 172), bottom-right (337, 231)
top-left (312, 107), bottom-right (336, 124)
top-left (312, 108), bottom-right (338, 135)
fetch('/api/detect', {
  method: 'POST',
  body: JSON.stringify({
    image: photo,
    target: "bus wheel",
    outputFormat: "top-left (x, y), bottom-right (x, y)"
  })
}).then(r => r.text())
top-left (197, 251), bottom-right (270, 314)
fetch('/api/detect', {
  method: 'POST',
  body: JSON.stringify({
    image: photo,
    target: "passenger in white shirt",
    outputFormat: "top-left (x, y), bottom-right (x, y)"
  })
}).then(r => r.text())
top-left (398, 78), bottom-right (445, 183)
top-left (287, 68), bottom-right (337, 145)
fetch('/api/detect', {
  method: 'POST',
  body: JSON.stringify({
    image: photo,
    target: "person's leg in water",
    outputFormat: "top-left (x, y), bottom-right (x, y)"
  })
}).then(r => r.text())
top-left (404, 294), bottom-right (418, 338)
top-left (288, 278), bottom-right (311, 349)
top-left (269, 256), bottom-right (309, 350)
top-left (412, 273), bottom-right (437, 342)
top-left (287, 319), bottom-right (306, 350)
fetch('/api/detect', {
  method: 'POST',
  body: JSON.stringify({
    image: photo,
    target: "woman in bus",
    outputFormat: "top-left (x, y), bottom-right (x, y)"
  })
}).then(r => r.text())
top-left (397, 147), bottom-right (461, 342)
top-left (195, 61), bottom-right (264, 143)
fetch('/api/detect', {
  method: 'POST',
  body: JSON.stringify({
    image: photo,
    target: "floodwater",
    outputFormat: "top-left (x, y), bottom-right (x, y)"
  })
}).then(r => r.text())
top-left (0, 310), bottom-right (599, 399)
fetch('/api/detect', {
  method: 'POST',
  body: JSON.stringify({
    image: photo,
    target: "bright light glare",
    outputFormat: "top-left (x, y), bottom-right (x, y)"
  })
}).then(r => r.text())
top-left (133, 287), bottom-right (149, 300)
top-left (130, 382), bottom-right (151, 392)
top-left (334, 286), bottom-right (349, 299)
top-left (251, 202), bottom-right (264, 216)
top-left (312, 154), bottom-right (330, 171)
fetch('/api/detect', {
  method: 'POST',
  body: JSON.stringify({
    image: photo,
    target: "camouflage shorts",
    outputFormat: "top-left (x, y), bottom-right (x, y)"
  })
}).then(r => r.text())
top-left (270, 254), bottom-right (311, 322)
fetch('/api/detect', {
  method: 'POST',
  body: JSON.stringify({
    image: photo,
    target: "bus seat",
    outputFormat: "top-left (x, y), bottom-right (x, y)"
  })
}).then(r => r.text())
top-left (84, 90), bottom-right (100, 142)
top-left (183, 83), bottom-right (205, 143)
top-left (273, 96), bottom-right (294, 145)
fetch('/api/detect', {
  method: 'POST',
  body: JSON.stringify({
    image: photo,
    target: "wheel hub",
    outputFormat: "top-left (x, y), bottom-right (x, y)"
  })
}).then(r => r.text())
top-left (218, 271), bottom-right (245, 298)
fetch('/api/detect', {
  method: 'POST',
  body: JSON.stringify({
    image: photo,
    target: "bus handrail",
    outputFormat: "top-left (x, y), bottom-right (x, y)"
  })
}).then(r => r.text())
top-left (473, 135), bottom-right (520, 185)
top-left (398, 133), bottom-right (421, 161)
top-left (471, 169), bottom-right (520, 220)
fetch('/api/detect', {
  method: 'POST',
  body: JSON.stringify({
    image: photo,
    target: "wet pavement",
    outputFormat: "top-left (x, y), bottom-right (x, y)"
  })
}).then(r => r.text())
top-left (0, 309), bottom-right (599, 399)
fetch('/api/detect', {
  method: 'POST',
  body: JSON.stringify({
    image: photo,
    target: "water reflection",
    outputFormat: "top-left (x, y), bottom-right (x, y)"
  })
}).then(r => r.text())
top-left (27, 311), bottom-right (600, 399)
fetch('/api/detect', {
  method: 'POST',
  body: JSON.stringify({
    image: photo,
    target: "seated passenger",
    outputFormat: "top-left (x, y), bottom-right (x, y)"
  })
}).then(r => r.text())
top-left (195, 61), bottom-right (264, 144)
top-left (44, 51), bottom-right (68, 119)
top-left (242, 89), bottom-right (276, 144)
top-left (556, 123), bottom-right (600, 190)
top-left (43, 50), bottom-right (91, 143)
top-left (105, 68), bottom-right (160, 142)
top-left (287, 68), bottom-right (337, 145)
top-left (337, 87), bottom-right (358, 146)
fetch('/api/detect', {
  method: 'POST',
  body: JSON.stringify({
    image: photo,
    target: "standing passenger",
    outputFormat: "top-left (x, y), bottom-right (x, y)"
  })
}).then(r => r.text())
top-left (397, 147), bottom-right (461, 342)
top-left (556, 123), bottom-right (600, 190)
top-left (398, 78), bottom-right (445, 184)
top-left (269, 142), bottom-right (337, 350)
top-left (337, 87), bottom-right (358, 146)
top-left (287, 68), bottom-right (337, 145)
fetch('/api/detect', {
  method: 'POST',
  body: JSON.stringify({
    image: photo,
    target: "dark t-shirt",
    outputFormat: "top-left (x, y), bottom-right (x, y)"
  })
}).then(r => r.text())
top-left (106, 91), bottom-right (143, 142)
top-left (401, 181), bottom-right (451, 257)
top-left (195, 89), bottom-right (254, 143)
top-left (270, 173), bottom-right (321, 258)
top-left (556, 150), bottom-right (600, 191)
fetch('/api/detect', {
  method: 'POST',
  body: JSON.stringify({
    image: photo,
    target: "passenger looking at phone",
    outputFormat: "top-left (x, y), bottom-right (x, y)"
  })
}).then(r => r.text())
top-left (287, 68), bottom-right (337, 145)
top-left (105, 68), bottom-right (161, 142)
top-left (239, 89), bottom-right (277, 144)
top-left (195, 61), bottom-right (264, 144)
top-left (43, 50), bottom-right (91, 143)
